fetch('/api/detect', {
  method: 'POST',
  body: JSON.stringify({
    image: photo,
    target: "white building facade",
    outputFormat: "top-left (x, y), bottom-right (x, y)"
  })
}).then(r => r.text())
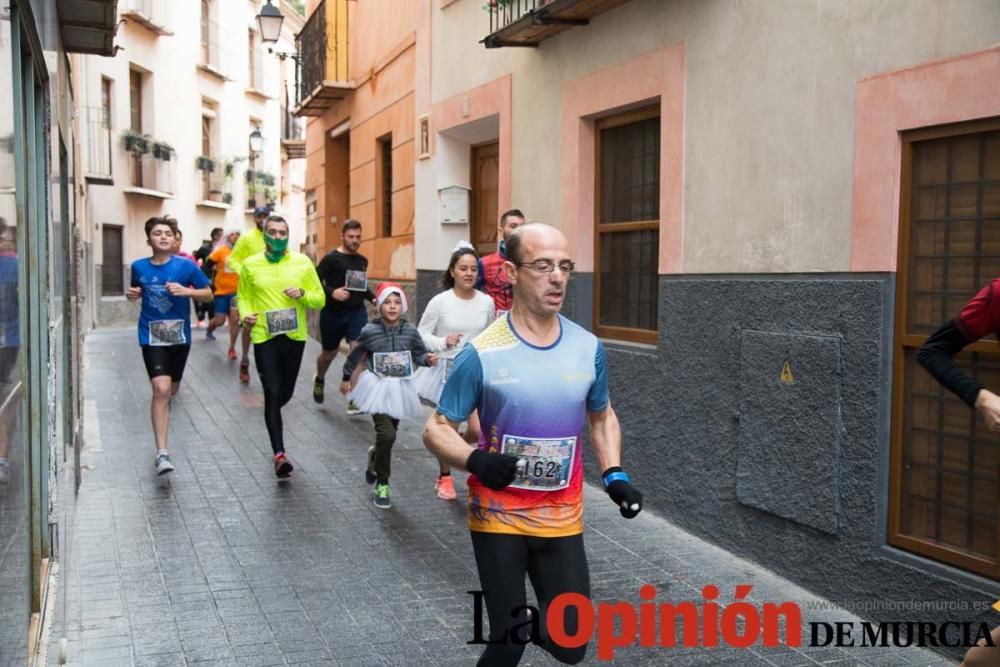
top-left (78, 0), bottom-right (306, 325)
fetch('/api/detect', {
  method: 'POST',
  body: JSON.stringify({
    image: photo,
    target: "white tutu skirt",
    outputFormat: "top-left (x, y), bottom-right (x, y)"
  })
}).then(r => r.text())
top-left (349, 370), bottom-right (423, 420)
top-left (412, 362), bottom-right (448, 405)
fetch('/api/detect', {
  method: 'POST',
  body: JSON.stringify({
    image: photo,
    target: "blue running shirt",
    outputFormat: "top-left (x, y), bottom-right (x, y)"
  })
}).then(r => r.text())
top-left (131, 256), bottom-right (210, 346)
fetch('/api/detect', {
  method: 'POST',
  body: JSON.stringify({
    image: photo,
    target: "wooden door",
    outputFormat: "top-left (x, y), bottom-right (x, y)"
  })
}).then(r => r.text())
top-left (471, 141), bottom-right (499, 255)
top-left (101, 225), bottom-right (123, 295)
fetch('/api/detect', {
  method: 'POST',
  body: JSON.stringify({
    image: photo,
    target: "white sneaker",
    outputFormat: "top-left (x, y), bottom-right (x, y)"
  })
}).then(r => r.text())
top-left (155, 452), bottom-right (175, 476)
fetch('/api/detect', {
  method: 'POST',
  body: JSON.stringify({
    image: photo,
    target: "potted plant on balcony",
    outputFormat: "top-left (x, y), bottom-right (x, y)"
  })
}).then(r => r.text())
top-left (223, 192), bottom-right (233, 205)
top-left (121, 129), bottom-right (150, 155)
top-left (264, 186), bottom-right (278, 207)
top-left (208, 189), bottom-right (223, 203)
top-left (196, 156), bottom-right (216, 172)
top-left (152, 141), bottom-right (173, 161)
top-left (245, 169), bottom-right (256, 183)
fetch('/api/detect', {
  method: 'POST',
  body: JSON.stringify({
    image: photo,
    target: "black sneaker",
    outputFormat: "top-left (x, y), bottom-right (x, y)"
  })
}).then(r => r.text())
top-left (312, 376), bottom-right (324, 404)
top-left (365, 446), bottom-right (376, 485)
top-left (274, 452), bottom-right (294, 478)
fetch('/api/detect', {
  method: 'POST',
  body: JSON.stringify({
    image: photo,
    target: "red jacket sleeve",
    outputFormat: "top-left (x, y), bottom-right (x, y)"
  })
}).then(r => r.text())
top-left (955, 279), bottom-right (1000, 342)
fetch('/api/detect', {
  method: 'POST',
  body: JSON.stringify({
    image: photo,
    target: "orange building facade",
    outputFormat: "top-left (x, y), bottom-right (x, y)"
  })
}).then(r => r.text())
top-left (297, 0), bottom-right (417, 297)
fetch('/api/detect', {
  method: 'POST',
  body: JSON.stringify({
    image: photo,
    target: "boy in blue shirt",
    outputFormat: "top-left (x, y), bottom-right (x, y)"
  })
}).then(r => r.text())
top-left (127, 216), bottom-right (213, 475)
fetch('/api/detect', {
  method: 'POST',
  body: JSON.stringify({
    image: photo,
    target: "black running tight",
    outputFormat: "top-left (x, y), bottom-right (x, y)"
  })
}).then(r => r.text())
top-left (253, 335), bottom-right (305, 454)
top-left (470, 531), bottom-right (590, 666)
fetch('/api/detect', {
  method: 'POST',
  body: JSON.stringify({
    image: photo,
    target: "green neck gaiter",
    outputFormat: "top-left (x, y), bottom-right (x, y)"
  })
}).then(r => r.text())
top-left (264, 235), bottom-right (288, 263)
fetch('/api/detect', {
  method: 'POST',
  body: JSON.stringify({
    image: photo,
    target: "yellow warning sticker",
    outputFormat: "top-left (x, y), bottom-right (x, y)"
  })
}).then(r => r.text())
top-left (992, 599), bottom-right (1000, 614)
top-left (780, 361), bottom-right (794, 383)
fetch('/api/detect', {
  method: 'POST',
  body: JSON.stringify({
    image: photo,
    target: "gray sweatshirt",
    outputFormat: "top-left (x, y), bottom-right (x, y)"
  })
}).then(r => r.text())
top-left (341, 317), bottom-right (431, 381)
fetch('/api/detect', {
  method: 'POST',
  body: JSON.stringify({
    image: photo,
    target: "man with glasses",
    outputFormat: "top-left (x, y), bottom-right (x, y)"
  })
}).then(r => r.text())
top-left (423, 223), bottom-right (644, 665)
top-left (477, 209), bottom-right (525, 316)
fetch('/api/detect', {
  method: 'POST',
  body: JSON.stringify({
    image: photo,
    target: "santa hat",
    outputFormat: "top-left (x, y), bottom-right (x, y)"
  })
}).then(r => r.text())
top-left (375, 282), bottom-right (408, 315)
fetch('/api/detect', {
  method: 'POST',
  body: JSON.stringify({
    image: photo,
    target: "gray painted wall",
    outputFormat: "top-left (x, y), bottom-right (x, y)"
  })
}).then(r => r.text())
top-left (580, 274), bottom-right (998, 658)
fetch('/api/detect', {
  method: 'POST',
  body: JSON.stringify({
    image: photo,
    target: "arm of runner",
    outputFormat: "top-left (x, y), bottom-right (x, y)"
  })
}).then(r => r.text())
top-left (416, 296), bottom-right (447, 352)
top-left (409, 324), bottom-right (435, 366)
top-left (227, 235), bottom-right (249, 275)
top-left (299, 264), bottom-right (327, 310)
top-left (168, 263), bottom-right (212, 302)
top-left (237, 265), bottom-right (257, 326)
top-left (341, 330), bottom-right (369, 381)
top-left (917, 281), bottom-right (1000, 429)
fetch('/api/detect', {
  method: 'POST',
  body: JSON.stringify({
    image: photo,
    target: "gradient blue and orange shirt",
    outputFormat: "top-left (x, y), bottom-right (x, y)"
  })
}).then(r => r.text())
top-left (437, 313), bottom-right (609, 537)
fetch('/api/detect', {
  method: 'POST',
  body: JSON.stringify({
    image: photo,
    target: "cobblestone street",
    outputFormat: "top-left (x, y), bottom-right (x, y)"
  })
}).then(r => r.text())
top-left (44, 328), bottom-right (956, 666)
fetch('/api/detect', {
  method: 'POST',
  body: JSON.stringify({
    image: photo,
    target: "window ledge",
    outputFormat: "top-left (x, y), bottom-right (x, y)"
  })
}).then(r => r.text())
top-left (123, 186), bottom-right (173, 199)
top-left (245, 87), bottom-right (272, 100)
top-left (85, 173), bottom-right (113, 186)
top-left (197, 200), bottom-right (232, 210)
top-left (599, 337), bottom-right (659, 357)
top-left (197, 63), bottom-right (229, 81)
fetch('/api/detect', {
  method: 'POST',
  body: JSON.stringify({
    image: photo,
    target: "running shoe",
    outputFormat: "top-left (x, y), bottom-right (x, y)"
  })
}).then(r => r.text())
top-left (239, 360), bottom-right (250, 383)
top-left (435, 475), bottom-right (457, 501)
top-left (346, 400), bottom-right (363, 415)
top-left (227, 348), bottom-right (237, 361)
top-left (0, 459), bottom-right (9, 485)
top-left (373, 482), bottom-right (391, 509)
top-left (206, 328), bottom-right (216, 340)
top-left (155, 452), bottom-right (175, 476)
top-left (273, 452), bottom-right (293, 478)
top-left (312, 376), bottom-right (324, 404)
top-left (365, 446), bottom-right (376, 485)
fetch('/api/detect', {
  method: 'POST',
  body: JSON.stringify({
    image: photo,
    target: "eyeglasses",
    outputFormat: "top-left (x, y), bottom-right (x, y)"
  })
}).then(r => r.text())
top-left (516, 260), bottom-right (576, 274)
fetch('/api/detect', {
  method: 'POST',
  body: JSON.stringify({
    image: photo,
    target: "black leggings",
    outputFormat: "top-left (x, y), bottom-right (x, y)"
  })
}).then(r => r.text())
top-left (471, 531), bottom-right (590, 666)
top-left (253, 335), bottom-right (305, 454)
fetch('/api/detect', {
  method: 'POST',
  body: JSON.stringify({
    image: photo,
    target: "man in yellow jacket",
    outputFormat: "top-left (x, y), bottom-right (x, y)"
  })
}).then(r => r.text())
top-left (228, 206), bottom-right (270, 382)
top-left (237, 215), bottom-right (325, 477)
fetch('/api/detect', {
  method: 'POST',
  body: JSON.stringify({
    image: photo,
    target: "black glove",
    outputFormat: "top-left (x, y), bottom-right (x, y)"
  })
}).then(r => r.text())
top-left (603, 467), bottom-right (643, 519)
top-left (467, 449), bottom-right (519, 490)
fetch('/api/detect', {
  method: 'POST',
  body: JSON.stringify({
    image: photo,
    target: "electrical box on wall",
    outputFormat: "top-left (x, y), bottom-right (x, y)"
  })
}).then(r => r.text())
top-left (439, 185), bottom-right (470, 224)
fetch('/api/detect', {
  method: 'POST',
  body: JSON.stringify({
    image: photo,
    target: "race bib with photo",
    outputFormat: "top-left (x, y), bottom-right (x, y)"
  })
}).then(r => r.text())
top-left (501, 435), bottom-right (577, 491)
top-left (345, 269), bottom-right (368, 292)
top-left (373, 350), bottom-right (413, 379)
top-left (265, 308), bottom-right (299, 336)
top-left (149, 319), bottom-right (186, 346)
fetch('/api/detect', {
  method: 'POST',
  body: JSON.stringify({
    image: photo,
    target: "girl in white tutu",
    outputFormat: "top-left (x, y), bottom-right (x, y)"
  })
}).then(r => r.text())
top-left (340, 282), bottom-right (437, 509)
top-left (414, 242), bottom-right (495, 500)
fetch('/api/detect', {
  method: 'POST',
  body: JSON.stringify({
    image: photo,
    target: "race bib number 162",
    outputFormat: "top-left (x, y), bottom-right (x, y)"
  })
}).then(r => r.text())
top-left (500, 434), bottom-right (576, 491)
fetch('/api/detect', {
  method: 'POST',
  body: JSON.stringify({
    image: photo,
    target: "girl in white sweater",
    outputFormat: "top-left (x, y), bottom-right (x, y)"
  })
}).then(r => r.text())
top-left (414, 242), bottom-right (495, 500)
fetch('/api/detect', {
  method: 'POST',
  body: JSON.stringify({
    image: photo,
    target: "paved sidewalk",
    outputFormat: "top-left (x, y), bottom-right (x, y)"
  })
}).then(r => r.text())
top-left (46, 328), bottom-right (955, 666)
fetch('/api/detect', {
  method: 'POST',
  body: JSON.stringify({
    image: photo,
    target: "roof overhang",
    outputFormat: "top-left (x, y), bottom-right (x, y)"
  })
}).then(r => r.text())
top-left (57, 0), bottom-right (118, 56)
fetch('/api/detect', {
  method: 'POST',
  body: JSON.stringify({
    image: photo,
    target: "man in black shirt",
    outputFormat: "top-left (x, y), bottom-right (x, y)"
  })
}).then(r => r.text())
top-left (313, 218), bottom-right (375, 413)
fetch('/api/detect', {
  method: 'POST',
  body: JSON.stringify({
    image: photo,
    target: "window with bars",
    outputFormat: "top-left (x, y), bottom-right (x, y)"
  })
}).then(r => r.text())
top-left (892, 119), bottom-right (1000, 580)
top-left (594, 107), bottom-right (660, 344)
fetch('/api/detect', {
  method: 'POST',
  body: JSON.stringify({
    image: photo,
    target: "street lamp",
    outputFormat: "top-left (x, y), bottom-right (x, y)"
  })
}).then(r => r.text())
top-left (249, 128), bottom-right (264, 155)
top-left (256, 0), bottom-right (284, 44)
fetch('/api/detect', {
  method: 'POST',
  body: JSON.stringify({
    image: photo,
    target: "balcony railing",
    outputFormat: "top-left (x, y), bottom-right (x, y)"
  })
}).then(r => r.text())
top-left (126, 153), bottom-right (174, 197)
top-left (83, 107), bottom-right (112, 183)
top-left (199, 18), bottom-right (229, 79)
top-left (483, 0), bottom-right (632, 48)
top-left (120, 0), bottom-right (172, 35)
top-left (293, 0), bottom-right (352, 116)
